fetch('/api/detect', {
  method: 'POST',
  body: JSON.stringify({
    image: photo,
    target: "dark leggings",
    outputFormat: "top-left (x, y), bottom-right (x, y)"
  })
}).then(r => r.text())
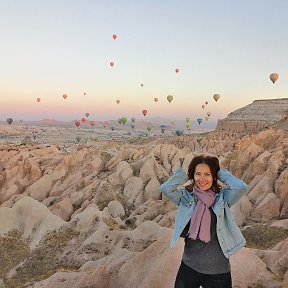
top-left (174, 261), bottom-right (232, 288)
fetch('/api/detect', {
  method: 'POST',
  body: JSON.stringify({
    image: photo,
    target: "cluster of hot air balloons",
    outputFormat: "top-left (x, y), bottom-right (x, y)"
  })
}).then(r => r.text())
top-left (36, 92), bottom-right (70, 103)
top-left (7, 32), bottom-right (281, 139)
top-left (185, 117), bottom-right (191, 129)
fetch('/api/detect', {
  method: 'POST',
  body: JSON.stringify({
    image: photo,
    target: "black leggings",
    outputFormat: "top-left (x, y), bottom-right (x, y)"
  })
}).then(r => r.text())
top-left (174, 261), bottom-right (232, 288)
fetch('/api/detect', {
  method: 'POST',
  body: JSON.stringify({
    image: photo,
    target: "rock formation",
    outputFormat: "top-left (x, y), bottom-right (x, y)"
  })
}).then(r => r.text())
top-left (216, 98), bottom-right (288, 131)
top-left (0, 123), bottom-right (287, 288)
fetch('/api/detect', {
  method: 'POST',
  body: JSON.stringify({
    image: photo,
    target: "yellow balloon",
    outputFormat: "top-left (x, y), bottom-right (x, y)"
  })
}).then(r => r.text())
top-left (186, 123), bottom-right (190, 129)
top-left (213, 94), bottom-right (220, 102)
top-left (167, 95), bottom-right (173, 103)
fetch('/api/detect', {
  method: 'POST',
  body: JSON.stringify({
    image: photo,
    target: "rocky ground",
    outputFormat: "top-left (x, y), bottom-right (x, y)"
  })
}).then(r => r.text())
top-left (0, 124), bottom-right (287, 288)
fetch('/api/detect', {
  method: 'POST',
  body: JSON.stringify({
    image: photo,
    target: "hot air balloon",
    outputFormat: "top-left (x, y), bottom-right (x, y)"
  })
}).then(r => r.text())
top-left (85, 113), bottom-right (90, 118)
top-left (185, 117), bottom-right (190, 123)
top-left (167, 95), bottom-right (173, 103)
top-left (90, 121), bottom-right (95, 126)
top-left (110, 62), bottom-right (115, 67)
top-left (140, 83), bottom-right (144, 87)
top-left (37, 98), bottom-right (41, 102)
top-left (205, 101), bottom-right (208, 105)
top-left (207, 112), bottom-right (211, 117)
top-left (160, 125), bottom-right (166, 134)
top-left (63, 94), bottom-right (68, 100)
top-left (213, 94), bottom-right (220, 102)
top-left (175, 68), bottom-right (180, 73)
top-left (6, 118), bottom-right (13, 125)
top-left (116, 99), bottom-right (120, 104)
top-left (120, 117), bottom-right (127, 125)
top-left (270, 73), bottom-right (279, 84)
top-left (186, 123), bottom-right (190, 129)
top-left (197, 118), bottom-right (203, 125)
top-left (82, 118), bottom-right (87, 123)
top-left (131, 117), bottom-right (136, 122)
top-left (112, 34), bottom-right (117, 40)
top-left (147, 126), bottom-right (152, 132)
top-left (131, 123), bottom-right (135, 129)
top-left (205, 116), bottom-right (209, 121)
top-left (175, 129), bottom-right (183, 136)
top-left (142, 110), bottom-right (147, 116)
top-left (202, 105), bottom-right (205, 109)
top-left (75, 121), bottom-right (80, 127)
top-left (76, 136), bottom-right (81, 143)
top-left (154, 97), bottom-right (158, 102)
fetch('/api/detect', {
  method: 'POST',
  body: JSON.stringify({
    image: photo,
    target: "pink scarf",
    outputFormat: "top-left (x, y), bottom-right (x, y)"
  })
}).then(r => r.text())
top-left (188, 187), bottom-right (216, 243)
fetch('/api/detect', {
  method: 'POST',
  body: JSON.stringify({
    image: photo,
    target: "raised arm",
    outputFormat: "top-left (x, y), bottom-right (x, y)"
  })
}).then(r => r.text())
top-left (218, 169), bottom-right (249, 207)
top-left (160, 167), bottom-right (188, 205)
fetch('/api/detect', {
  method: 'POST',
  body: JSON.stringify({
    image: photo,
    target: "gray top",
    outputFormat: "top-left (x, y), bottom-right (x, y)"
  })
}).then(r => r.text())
top-left (182, 208), bottom-right (231, 275)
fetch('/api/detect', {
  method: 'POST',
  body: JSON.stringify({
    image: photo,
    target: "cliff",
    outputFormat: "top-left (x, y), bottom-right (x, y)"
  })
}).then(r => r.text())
top-left (216, 98), bottom-right (288, 131)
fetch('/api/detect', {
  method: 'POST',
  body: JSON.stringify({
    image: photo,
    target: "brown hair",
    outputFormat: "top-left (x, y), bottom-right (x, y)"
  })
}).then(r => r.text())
top-left (187, 155), bottom-right (220, 193)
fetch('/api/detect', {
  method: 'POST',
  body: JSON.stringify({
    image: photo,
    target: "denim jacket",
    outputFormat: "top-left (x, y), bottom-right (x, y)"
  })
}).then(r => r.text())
top-left (160, 168), bottom-right (249, 258)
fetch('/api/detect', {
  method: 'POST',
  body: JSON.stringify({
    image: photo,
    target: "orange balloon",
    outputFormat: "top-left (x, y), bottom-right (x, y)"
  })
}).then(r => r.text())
top-left (142, 109), bottom-right (147, 116)
top-left (37, 98), bottom-right (41, 102)
top-left (116, 99), bottom-right (120, 104)
top-left (63, 94), bottom-right (68, 100)
top-left (270, 73), bottom-right (279, 84)
top-left (154, 97), bottom-right (158, 102)
top-left (75, 121), bottom-right (80, 127)
top-left (90, 121), bottom-right (95, 126)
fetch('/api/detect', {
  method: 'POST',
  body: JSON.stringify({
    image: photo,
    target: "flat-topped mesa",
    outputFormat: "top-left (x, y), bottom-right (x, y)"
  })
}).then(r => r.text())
top-left (216, 98), bottom-right (288, 131)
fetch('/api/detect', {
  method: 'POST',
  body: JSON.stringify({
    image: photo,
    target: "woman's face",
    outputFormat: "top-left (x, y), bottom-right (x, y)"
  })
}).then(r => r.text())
top-left (194, 163), bottom-right (213, 191)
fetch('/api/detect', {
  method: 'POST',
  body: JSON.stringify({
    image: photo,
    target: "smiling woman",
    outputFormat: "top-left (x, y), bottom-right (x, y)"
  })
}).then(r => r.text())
top-left (160, 154), bottom-right (249, 288)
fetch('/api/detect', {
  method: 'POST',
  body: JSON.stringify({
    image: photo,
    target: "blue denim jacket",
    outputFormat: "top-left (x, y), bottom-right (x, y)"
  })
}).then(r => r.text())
top-left (160, 168), bottom-right (249, 258)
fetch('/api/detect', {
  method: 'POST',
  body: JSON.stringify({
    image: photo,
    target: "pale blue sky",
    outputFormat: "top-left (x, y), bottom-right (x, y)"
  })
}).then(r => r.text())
top-left (0, 0), bottom-right (287, 122)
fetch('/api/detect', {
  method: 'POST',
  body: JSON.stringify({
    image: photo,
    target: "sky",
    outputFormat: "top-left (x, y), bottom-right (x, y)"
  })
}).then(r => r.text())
top-left (0, 0), bottom-right (288, 123)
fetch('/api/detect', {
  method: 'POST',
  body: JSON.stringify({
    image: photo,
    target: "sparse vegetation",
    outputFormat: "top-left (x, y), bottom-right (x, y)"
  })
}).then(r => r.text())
top-left (242, 223), bottom-right (288, 249)
top-left (103, 217), bottom-right (128, 231)
top-left (3, 226), bottom-right (80, 288)
top-left (0, 230), bottom-right (30, 279)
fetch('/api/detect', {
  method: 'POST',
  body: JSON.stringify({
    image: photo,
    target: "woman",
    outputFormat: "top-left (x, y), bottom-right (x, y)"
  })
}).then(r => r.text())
top-left (160, 155), bottom-right (248, 288)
